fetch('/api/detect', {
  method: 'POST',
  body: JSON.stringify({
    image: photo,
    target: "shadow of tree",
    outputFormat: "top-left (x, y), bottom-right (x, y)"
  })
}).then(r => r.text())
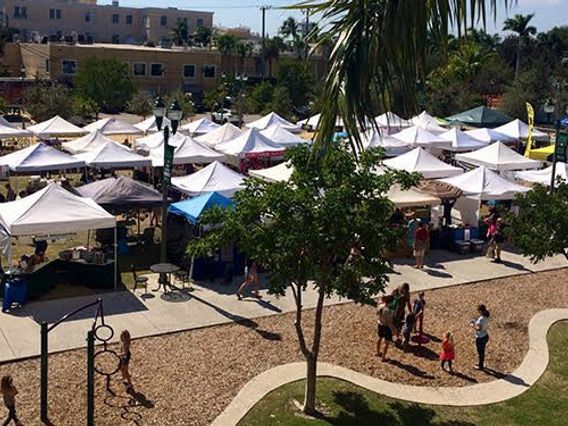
top-left (389, 401), bottom-right (476, 426)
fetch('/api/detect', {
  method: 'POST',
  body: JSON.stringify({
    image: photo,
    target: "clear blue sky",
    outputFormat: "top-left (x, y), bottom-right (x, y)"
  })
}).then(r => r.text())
top-left (102, 0), bottom-right (567, 36)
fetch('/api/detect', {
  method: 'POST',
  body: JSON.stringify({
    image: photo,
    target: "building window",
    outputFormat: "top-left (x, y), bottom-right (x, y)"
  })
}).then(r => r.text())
top-left (49, 9), bottom-right (62, 20)
top-left (14, 6), bottom-right (27, 19)
top-left (126, 15), bottom-right (133, 25)
top-left (203, 65), bottom-right (215, 79)
top-left (196, 18), bottom-right (204, 27)
top-left (183, 64), bottom-right (195, 78)
top-left (112, 34), bottom-right (119, 44)
top-left (45, 59), bottom-right (50, 72)
top-left (132, 63), bottom-right (146, 76)
top-left (160, 16), bottom-right (167, 27)
top-left (62, 60), bottom-right (77, 75)
top-left (85, 12), bottom-right (93, 22)
top-left (112, 14), bottom-right (119, 24)
top-left (150, 63), bottom-right (164, 77)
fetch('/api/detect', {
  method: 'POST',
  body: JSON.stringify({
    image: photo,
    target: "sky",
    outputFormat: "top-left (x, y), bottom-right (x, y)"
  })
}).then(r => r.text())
top-left (101, 0), bottom-right (567, 36)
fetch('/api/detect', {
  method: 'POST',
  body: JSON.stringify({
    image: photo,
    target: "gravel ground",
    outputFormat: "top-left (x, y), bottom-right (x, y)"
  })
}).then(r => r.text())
top-left (1, 268), bottom-right (567, 425)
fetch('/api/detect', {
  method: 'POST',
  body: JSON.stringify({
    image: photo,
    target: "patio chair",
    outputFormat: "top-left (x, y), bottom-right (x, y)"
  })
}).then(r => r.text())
top-left (131, 265), bottom-right (148, 297)
top-left (174, 269), bottom-right (190, 289)
top-left (139, 227), bottom-right (155, 245)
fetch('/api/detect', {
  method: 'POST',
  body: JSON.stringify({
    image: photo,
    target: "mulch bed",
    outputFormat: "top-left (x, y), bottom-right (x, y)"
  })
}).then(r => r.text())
top-left (1, 268), bottom-right (567, 425)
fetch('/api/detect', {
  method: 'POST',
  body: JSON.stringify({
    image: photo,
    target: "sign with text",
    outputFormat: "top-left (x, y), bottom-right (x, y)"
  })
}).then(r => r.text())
top-left (163, 142), bottom-right (175, 186)
top-left (555, 132), bottom-right (568, 163)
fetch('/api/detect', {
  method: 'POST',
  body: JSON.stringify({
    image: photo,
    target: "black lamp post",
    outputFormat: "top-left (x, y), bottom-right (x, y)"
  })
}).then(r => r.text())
top-left (544, 100), bottom-right (555, 125)
top-left (153, 97), bottom-right (182, 281)
top-left (236, 73), bottom-right (248, 127)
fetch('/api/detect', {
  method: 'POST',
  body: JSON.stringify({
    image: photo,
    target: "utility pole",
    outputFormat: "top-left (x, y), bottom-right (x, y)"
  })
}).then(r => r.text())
top-left (260, 5), bottom-right (271, 78)
top-left (304, 8), bottom-right (310, 61)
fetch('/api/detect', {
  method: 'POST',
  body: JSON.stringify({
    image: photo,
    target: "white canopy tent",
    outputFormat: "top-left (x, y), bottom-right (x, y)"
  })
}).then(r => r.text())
top-left (62, 130), bottom-right (118, 154)
top-left (84, 118), bottom-right (143, 136)
top-left (0, 143), bottom-right (85, 172)
top-left (0, 122), bottom-right (32, 139)
top-left (171, 161), bottom-right (245, 198)
top-left (249, 161), bottom-right (294, 183)
top-left (494, 119), bottom-right (549, 140)
top-left (386, 185), bottom-right (441, 208)
top-left (0, 184), bottom-right (118, 287)
top-left (135, 131), bottom-right (186, 151)
top-left (439, 128), bottom-right (489, 152)
top-left (383, 147), bottom-right (463, 179)
top-left (439, 166), bottom-right (530, 200)
top-left (180, 118), bottom-right (221, 135)
top-left (410, 111), bottom-right (446, 133)
top-left (391, 126), bottom-right (451, 148)
top-left (455, 141), bottom-right (540, 171)
top-left (149, 135), bottom-right (226, 167)
top-left (134, 116), bottom-right (171, 134)
top-left (260, 124), bottom-right (309, 147)
top-left (75, 141), bottom-right (152, 169)
top-left (374, 112), bottom-right (411, 129)
top-left (358, 129), bottom-right (411, 157)
top-left (514, 163), bottom-right (568, 186)
top-left (464, 128), bottom-right (514, 144)
top-left (195, 123), bottom-right (242, 147)
top-left (215, 128), bottom-right (285, 161)
top-left (0, 116), bottom-right (16, 128)
top-left (28, 115), bottom-right (88, 139)
top-left (297, 113), bottom-right (344, 131)
top-left (246, 112), bottom-right (301, 133)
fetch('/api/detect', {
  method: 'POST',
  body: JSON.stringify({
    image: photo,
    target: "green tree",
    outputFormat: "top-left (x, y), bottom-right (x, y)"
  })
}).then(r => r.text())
top-left (24, 80), bottom-right (72, 122)
top-left (0, 95), bottom-right (7, 114)
top-left (299, 0), bottom-right (509, 151)
top-left (263, 37), bottom-right (285, 78)
top-left (269, 86), bottom-right (294, 120)
top-left (164, 90), bottom-right (194, 119)
top-left (247, 81), bottom-right (274, 114)
top-left (275, 60), bottom-right (316, 110)
top-left (501, 64), bottom-right (550, 119)
top-left (195, 25), bottom-right (212, 47)
top-left (280, 16), bottom-right (299, 41)
top-left (126, 91), bottom-right (153, 118)
top-left (172, 19), bottom-right (189, 46)
top-left (188, 144), bottom-right (418, 416)
top-left (235, 41), bottom-right (253, 76)
top-left (509, 182), bottom-right (568, 263)
top-left (214, 33), bottom-right (239, 75)
top-left (503, 13), bottom-right (537, 78)
top-left (72, 96), bottom-right (99, 119)
top-left (75, 58), bottom-right (135, 113)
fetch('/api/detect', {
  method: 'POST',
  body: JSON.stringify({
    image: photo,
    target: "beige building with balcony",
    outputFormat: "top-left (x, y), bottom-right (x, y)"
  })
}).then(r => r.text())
top-left (0, 0), bottom-right (213, 44)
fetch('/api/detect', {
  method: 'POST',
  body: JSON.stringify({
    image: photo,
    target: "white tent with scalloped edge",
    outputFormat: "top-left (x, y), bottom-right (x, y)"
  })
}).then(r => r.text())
top-left (216, 128), bottom-right (285, 158)
top-left (494, 119), bottom-right (549, 140)
top-left (455, 141), bottom-right (540, 171)
top-left (391, 126), bottom-right (450, 148)
top-left (249, 161), bottom-right (294, 183)
top-left (171, 161), bottom-right (245, 198)
top-left (28, 115), bottom-right (88, 138)
top-left (195, 123), bottom-right (242, 147)
top-left (260, 124), bottom-right (309, 147)
top-left (62, 130), bottom-right (118, 154)
top-left (180, 118), bottom-right (221, 135)
top-left (246, 112), bottom-right (300, 132)
top-left (439, 128), bottom-right (489, 152)
top-left (383, 147), bottom-right (463, 179)
top-left (464, 128), bottom-right (514, 144)
top-left (374, 112), bottom-right (411, 128)
top-left (74, 141), bottom-right (152, 168)
top-left (514, 162), bottom-right (568, 186)
top-left (84, 118), bottom-right (143, 136)
top-left (135, 131), bottom-right (186, 151)
top-left (0, 143), bottom-right (85, 172)
top-left (149, 135), bottom-right (226, 167)
top-left (134, 116), bottom-right (171, 134)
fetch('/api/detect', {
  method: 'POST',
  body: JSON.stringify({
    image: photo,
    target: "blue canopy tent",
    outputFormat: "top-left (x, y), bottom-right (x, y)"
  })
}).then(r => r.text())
top-left (561, 117), bottom-right (568, 128)
top-left (168, 192), bottom-right (234, 224)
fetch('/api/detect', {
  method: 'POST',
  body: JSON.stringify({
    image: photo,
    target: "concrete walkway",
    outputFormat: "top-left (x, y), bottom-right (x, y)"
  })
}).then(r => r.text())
top-left (0, 249), bottom-right (565, 363)
top-left (212, 308), bottom-right (568, 426)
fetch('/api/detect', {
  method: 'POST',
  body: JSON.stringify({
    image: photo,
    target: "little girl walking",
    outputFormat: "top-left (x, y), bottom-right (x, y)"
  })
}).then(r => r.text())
top-left (1, 375), bottom-right (21, 426)
top-left (440, 331), bottom-right (455, 373)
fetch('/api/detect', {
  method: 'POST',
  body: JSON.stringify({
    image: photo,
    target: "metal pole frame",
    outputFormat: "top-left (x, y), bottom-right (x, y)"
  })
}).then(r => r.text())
top-left (550, 120), bottom-right (562, 194)
top-left (87, 330), bottom-right (95, 426)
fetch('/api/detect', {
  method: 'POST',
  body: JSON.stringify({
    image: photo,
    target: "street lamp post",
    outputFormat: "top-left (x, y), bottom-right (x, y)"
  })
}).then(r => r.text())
top-left (236, 73), bottom-right (248, 127)
top-left (153, 97), bottom-right (182, 283)
top-left (544, 100), bottom-right (555, 125)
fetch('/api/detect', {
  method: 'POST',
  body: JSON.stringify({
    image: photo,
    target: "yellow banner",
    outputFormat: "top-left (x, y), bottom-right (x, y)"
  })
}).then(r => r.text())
top-left (524, 102), bottom-right (535, 157)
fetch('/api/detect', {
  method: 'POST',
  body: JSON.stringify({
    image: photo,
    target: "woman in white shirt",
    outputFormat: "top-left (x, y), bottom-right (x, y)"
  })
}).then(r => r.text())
top-left (471, 304), bottom-right (490, 370)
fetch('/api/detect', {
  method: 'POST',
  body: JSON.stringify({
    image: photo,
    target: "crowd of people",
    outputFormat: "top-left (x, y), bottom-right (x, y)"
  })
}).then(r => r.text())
top-left (376, 282), bottom-right (490, 373)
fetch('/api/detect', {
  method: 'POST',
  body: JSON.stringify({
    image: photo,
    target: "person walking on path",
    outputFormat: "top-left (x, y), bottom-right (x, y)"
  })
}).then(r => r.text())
top-left (1, 375), bottom-right (21, 426)
top-left (376, 295), bottom-right (394, 362)
top-left (413, 291), bottom-right (426, 335)
top-left (4, 184), bottom-right (15, 202)
top-left (406, 212), bottom-right (418, 257)
top-left (484, 214), bottom-right (503, 262)
top-left (237, 261), bottom-right (261, 300)
top-left (440, 331), bottom-right (456, 373)
top-left (119, 330), bottom-right (134, 392)
top-left (413, 221), bottom-right (429, 269)
top-left (390, 283), bottom-right (412, 344)
top-left (471, 304), bottom-right (490, 370)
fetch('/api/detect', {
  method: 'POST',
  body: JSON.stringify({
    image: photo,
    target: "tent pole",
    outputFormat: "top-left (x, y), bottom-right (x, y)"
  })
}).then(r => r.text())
top-left (113, 227), bottom-right (118, 291)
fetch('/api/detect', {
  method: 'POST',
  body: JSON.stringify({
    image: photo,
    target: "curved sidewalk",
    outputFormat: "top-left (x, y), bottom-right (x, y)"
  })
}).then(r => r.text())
top-left (212, 308), bottom-right (568, 426)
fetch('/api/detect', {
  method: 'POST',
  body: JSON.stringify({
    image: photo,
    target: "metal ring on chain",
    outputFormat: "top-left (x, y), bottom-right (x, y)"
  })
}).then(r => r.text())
top-left (94, 324), bottom-right (114, 343)
top-left (94, 349), bottom-right (122, 376)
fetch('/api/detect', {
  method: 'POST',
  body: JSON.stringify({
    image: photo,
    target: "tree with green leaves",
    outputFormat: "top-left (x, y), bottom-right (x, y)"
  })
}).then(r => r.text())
top-left (263, 37), bottom-right (285, 78)
top-left (126, 91), bottom-right (154, 118)
top-left (508, 182), bottom-right (568, 263)
top-left (195, 25), bottom-right (213, 47)
top-left (164, 90), bottom-right (194, 119)
top-left (72, 96), bottom-right (99, 119)
top-left (503, 13), bottom-right (537, 78)
top-left (75, 58), bottom-right (135, 113)
top-left (188, 143), bottom-right (418, 415)
top-left (172, 19), bottom-right (190, 46)
top-left (235, 41), bottom-right (253, 76)
top-left (269, 86), bottom-right (294, 120)
top-left (247, 81), bottom-right (274, 114)
top-left (214, 33), bottom-right (239, 75)
top-left (24, 80), bottom-right (72, 122)
top-left (297, 0), bottom-right (510, 152)
top-left (276, 60), bottom-right (315, 110)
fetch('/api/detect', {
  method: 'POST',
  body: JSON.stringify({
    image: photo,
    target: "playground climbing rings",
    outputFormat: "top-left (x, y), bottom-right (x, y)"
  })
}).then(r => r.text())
top-left (94, 349), bottom-right (122, 377)
top-left (94, 323), bottom-right (114, 343)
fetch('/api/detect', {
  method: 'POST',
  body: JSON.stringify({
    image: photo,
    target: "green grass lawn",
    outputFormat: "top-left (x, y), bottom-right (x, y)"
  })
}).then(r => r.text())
top-left (240, 322), bottom-right (568, 426)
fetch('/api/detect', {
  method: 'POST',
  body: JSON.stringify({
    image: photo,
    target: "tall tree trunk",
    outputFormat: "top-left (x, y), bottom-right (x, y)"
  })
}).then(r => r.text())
top-left (303, 353), bottom-right (318, 416)
top-left (515, 39), bottom-right (522, 79)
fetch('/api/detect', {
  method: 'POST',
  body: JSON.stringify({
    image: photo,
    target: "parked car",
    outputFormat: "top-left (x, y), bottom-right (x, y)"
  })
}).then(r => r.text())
top-left (212, 108), bottom-right (240, 125)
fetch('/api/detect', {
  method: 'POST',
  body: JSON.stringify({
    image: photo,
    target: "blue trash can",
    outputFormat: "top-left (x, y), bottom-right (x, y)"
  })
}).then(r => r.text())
top-left (2, 278), bottom-right (28, 312)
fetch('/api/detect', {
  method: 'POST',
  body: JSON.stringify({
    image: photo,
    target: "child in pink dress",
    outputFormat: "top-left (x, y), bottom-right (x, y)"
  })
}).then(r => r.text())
top-left (440, 331), bottom-right (455, 373)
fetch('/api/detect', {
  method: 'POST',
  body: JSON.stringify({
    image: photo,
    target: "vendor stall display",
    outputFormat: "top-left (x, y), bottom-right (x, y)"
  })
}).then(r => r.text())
top-left (260, 124), bottom-right (309, 147)
top-left (84, 118), bottom-right (143, 136)
top-left (180, 118), bottom-right (220, 135)
top-left (62, 130), bottom-right (118, 154)
top-left (169, 192), bottom-right (234, 224)
top-left (75, 141), bottom-right (151, 169)
top-left (527, 144), bottom-right (554, 161)
top-left (195, 123), bottom-right (242, 147)
top-left (386, 185), bottom-right (441, 208)
top-left (249, 161), bottom-right (294, 183)
top-left (0, 122), bottom-right (32, 139)
top-left (246, 112), bottom-right (301, 133)
top-left (28, 115), bottom-right (88, 138)
top-left (215, 128), bottom-right (285, 164)
top-left (383, 147), bottom-right (463, 179)
top-left (514, 162), bottom-right (568, 185)
top-left (0, 143), bottom-right (85, 172)
top-left (171, 161), bottom-right (245, 198)
top-left (455, 141), bottom-right (540, 172)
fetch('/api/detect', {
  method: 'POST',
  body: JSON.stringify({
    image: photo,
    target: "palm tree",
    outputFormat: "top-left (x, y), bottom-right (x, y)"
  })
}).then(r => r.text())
top-left (194, 25), bottom-right (212, 47)
top-left (171, 19), bottom-right (189, 46)
top-left (280, 16), bottom-right (299, 42)
top-left (263, 37), bottom-right (285, 78)
top-left (235, 41), bottom-right (253, 76)
top-left (214, 33), bottom-right (238, 75)
top-left (503, 13), bottom-right (537, 78)
top-left (295, 0), bottom-right (507, 153)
